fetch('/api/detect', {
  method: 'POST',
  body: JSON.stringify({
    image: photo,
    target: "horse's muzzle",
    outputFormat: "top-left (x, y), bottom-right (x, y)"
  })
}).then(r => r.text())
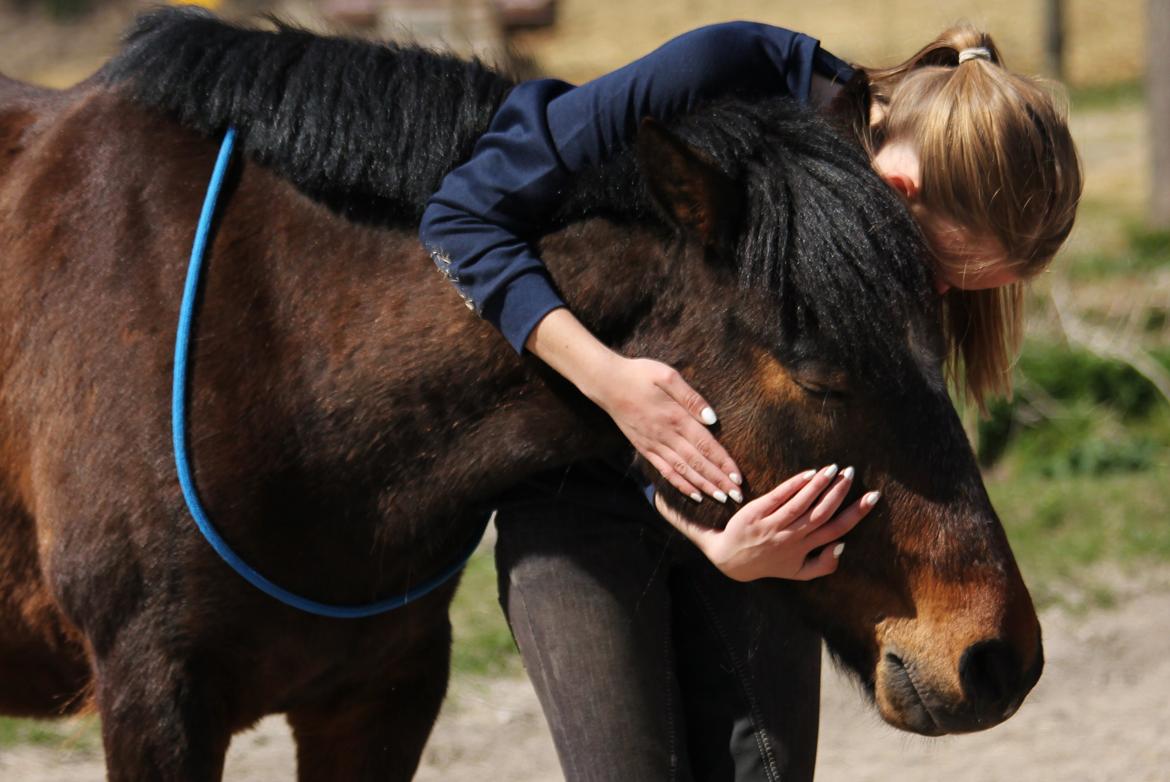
top-left (877, 636), bottom-right (1044, 735)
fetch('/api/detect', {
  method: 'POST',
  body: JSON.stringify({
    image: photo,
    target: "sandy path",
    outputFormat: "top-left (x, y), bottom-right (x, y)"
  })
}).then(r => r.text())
top-left (3, 583), bottom-right (1168, 781)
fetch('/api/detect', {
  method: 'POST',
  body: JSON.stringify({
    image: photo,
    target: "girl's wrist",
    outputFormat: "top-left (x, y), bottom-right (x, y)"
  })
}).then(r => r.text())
top-left (572, 346), bottom-right (625, 406)
top-left (524, 308), bottom-right (625, 404)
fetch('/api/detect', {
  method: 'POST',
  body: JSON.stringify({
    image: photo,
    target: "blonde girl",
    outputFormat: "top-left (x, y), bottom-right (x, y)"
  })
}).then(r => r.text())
top-left (421, 21), bottom-right (1081, 780)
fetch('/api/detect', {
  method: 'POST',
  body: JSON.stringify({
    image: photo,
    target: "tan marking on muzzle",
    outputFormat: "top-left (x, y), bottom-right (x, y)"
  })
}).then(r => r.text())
top-left (874, 566), bottom-right (1041, 731)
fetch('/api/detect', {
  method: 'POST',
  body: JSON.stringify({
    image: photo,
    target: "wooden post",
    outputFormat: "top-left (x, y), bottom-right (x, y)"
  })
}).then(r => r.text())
top-left (1149, 0), bottom-right (1170, 229)
top-left (1044, 0), bottom-right (1065, 80)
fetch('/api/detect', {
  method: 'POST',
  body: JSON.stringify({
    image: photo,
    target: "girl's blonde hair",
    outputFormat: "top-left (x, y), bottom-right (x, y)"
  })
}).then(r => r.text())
top-left (837, 25), bottom-right (1083, 407)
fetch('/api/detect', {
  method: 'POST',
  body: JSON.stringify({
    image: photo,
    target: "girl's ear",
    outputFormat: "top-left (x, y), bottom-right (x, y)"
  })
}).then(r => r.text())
top-left (635, 118), bottom-right (741, 249)
top-left (883, 172), bottom-right (918, 201)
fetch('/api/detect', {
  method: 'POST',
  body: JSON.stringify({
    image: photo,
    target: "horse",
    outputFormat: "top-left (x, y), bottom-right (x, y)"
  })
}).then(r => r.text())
top-left (0, 8), bottom-right (1042, 780)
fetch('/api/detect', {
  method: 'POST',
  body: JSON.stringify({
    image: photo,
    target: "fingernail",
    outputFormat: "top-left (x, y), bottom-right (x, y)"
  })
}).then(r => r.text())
top-left (832, 543), bottom-right (846, 559)
top-left (823, 464), bottom-right (839, 480)
top-left (729, 488), bottom-right (743, 503)
top-left (841, 466), bottom-right (855, 481)
top-left (713, 490), bottom-right (728, 504)
top-left (863, 491), bottom-right (881, 508)
top-left (700, 407), bottom-right (718, 425)
top-left (690, 492), bottom-right (703, 503)
top-left (729, 472), bottom-right (742, 485)
top-left (800, 469), bottom-right (817, 481)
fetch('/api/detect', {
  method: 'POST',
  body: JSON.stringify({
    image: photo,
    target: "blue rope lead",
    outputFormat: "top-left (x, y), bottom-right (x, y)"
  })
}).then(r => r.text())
top-left (172, 128), bottom-right (488, 619)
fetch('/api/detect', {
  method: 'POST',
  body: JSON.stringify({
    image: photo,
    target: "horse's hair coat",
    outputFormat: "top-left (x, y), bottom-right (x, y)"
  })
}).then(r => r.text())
top-left (103, 7), bottom-right (937, 386)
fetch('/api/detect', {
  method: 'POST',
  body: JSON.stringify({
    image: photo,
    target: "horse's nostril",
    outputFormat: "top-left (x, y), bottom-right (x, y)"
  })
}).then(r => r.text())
top-left (959, 639), bottom-right (1020, 711)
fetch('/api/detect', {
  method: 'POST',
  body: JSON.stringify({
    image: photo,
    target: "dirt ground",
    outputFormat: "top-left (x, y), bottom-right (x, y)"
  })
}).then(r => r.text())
top-left (3, 577), bottom-right (1168, 781)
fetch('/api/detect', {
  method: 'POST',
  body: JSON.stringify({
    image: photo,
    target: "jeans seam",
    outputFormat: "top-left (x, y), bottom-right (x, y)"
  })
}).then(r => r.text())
top-left (664, 627), bottom-right (682, 782)
top-left (689, 580), bottom-right (782, 782)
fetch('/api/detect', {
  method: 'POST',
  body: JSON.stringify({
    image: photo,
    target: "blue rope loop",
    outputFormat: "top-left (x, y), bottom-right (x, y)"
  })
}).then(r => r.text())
top-left (172, 128), bottom-right (488, 619)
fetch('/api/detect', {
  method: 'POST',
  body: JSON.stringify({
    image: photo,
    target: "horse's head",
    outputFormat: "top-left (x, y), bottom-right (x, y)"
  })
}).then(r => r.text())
top-left (625, 107), bottom-right (1041, 736)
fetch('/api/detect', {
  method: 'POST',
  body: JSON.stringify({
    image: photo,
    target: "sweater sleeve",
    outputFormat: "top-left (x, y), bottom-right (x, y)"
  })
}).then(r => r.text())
top-left (418, 21), bottom-right (852, 353)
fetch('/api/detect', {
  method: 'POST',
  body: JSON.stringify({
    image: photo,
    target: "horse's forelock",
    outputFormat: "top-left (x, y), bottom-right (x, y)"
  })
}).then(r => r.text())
top-left (562, 98), bottom-right (937, 386)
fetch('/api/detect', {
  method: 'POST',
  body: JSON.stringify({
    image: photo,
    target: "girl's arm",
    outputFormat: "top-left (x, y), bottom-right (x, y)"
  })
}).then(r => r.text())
top-left (421, 22), bottom-right (851, 352)
top-left (420, 22), bottom-right (853, 502)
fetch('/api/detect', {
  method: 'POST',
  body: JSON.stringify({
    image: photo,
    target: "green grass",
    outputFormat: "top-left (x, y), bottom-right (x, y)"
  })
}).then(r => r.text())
top-left (1063, 222), bottom-right (1170, 280)
top-left (1068, 79), bottom-right (1143, 111)
top-left (991, 469), bottom-right (1170, 608)
top-left (449, 546), bottom-right (521, 677)
top-left (0, 714), bottom-right (99, 750)
top-left (973, 338), bottom-right (1170, 608)
top-left (0, 716), bottom-right (64, 747)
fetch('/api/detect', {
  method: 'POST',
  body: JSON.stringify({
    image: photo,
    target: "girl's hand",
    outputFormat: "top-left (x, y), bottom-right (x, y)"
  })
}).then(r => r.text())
top-left (655, 464), bottom-right (880, 582)
top-left (590, 355), bottom-right (743, 503)
top-left (525, 308), bottom-right (741, 502)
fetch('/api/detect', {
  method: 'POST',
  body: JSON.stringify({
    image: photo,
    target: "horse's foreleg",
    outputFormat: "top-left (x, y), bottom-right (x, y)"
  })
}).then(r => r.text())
top-left (92, 618), bottom-right (233, 782)
top-left (288, 632), bottom-right (451, 782)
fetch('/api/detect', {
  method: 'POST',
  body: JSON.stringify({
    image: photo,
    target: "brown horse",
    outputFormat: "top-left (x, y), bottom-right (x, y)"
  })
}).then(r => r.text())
top-left (0, 9), bottom-right (1041, 780)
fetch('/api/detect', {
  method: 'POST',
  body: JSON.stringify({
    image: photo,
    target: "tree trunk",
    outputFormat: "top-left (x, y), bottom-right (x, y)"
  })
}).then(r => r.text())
top-left (1044, 0), bottom-right (1064, 80)
top-left (1149, 0), bottom-right (1170, 229)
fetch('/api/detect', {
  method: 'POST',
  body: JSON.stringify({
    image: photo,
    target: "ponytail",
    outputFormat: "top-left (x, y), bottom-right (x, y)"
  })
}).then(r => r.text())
top-left (850, 24), bottom-right (1082, 408)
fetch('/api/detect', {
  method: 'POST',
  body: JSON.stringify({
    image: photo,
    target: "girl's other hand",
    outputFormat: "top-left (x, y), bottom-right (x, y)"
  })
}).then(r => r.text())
top-left (655, 465), bottom-right (880, 582)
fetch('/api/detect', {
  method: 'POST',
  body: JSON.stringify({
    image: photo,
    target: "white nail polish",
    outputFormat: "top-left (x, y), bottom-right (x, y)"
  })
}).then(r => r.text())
top-left (700, 407), bottom-right (718, 425)
top-left (713, 490), bottom-right (728, 504)
top-left (800, 469), bottom-right (817, 481)
top-left (823, 464), bottom-right (839, 480)
top-left (832, 543), bottom-right (846, 558)
top-left (729, 472), bottom-right (742, 486)
top-left (863, 491), bottom-right (881, 507)
top-left (729, 489), bottom-right (743, 504)
top-left (841, 466), bottom-right (855, 481)
top-left (690, 492), bottom-right (703, 503)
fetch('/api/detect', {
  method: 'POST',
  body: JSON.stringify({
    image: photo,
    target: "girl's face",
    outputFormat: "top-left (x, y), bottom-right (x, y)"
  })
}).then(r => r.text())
top-left (919, 215), bottom-right (1021, 295)
top-left (872, 141), bottom-right (1022, 295)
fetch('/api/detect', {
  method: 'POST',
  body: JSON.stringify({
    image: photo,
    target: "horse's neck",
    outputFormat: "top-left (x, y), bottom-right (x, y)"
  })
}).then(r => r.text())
top-left (537, 219), bottom-right (680, 346)
top-left (250, 188), bottom-right (673, 518)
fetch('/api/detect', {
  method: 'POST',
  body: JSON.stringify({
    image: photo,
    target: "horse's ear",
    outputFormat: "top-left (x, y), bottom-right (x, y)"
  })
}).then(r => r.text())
top-left (636, 117), bottom-right (740, 248)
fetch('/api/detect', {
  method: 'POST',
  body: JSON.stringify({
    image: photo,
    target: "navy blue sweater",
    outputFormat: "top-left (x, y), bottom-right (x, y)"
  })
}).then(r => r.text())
top-left (419, 21), bottom-right (854, 353)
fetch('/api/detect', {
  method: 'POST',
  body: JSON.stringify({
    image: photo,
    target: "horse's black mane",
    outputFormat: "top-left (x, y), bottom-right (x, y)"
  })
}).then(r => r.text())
top-left (104, 7), bottom-right (935, 382)
top-left (103, 6), bottom-right (512, 222)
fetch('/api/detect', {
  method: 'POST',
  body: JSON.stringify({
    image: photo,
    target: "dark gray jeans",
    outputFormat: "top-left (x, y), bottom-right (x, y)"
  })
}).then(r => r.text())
top-left (494, 480), bottom-right (822, 782)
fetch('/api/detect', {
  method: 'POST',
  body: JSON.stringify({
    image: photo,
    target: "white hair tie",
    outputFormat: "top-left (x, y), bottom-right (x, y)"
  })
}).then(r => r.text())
top-left (958, 47), bottom-right (993, 64)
